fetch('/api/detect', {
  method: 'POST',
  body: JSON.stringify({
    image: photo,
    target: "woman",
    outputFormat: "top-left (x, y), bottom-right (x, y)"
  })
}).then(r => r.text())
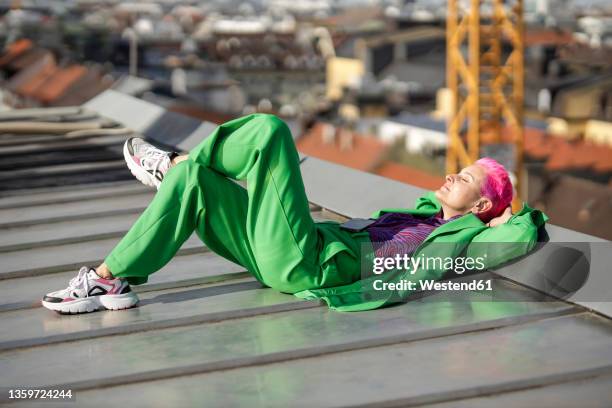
top-left (41, 114), bottom-right (548, 314)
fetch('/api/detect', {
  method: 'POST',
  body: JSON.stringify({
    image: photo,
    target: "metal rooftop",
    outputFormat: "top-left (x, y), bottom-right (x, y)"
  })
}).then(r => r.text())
top-left (1, 91), bottom-right (611, 407)
top-left (385, 111), bottom-right (447, 133)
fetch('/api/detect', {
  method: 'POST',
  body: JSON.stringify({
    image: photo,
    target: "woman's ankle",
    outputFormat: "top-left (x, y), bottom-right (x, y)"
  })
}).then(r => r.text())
top-left (171, 155), bottom-right (189, 167)
top-left (96, 263), bottom-right (115, 279)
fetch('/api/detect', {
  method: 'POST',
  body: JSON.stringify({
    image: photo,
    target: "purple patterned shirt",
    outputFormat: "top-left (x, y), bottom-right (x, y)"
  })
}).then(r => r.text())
top-left (366, 211), bottom-right (461, 258)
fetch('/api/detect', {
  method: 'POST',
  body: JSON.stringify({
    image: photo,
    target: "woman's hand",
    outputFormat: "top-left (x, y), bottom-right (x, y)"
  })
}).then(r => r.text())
top-left (487, 206), bottom-right (513, 227)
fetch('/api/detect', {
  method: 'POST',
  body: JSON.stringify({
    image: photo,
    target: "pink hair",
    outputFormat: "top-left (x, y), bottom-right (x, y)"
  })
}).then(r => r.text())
top-left (474, 157), bottom-right (514, 222)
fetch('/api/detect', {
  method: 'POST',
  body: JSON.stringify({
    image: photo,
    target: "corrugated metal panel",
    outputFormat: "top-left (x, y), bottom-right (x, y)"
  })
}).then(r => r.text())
top-left (301, 156), bottom-right (428, 218)
top-left (0, 273), bottom-right (577, 389)
top-left (426, 373), bottom-right (612, 408)
top-left (0, 191), bottom-right (152, 227)
top-left (84, 90), bottom-right (165, 134)
top-left (27, 313), bottom-right (610, 408)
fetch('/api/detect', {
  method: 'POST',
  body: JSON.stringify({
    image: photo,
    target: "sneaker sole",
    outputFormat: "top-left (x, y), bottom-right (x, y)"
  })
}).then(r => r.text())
top-left (41, 292), bottom-right (140, 314)
top-left (123, 138), bottom-right (160, 189)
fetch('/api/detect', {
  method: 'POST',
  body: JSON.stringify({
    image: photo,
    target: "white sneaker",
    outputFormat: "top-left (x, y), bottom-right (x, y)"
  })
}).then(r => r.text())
top-left (123, 137), bottom-right (175, 190)
top-left (41, 267), bottom-right (139, 314)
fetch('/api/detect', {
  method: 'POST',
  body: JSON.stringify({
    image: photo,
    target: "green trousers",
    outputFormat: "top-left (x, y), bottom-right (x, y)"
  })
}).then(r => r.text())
top-left (105, 114), bottom-right (369, 294)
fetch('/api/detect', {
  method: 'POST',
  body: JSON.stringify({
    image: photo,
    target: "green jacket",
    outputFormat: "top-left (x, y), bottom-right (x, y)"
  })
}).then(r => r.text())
top-left (294, 191), bottom-right (549, 312)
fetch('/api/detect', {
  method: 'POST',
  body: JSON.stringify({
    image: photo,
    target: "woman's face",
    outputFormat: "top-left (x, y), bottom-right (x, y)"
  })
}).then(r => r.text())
top-left (434, 164), bottom-right (491, 215)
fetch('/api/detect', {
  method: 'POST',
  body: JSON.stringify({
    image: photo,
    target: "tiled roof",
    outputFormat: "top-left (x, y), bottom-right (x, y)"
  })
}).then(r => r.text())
top-left (35, 65), bottom-right (88, 104)
top-left (375, 161), bottom-right (445, 191)
top-left (168, 103), bottom-right (237, 125)
top-left (15, 63), bottom-right (58, 99)
top-left (318, 6), bottom-right (384, 28)
top-left (1, 43), bottom-right (111, 107)
top-left (484, 125), bottom-right (612, 176)
top-left (559, 43), bottom-right (612, 68)
top-left (546, 140), bottom-right (612, 173)
top-left (543, 138), bottom-right (610, 174)
top-left (296, 122), bottom-right (389, 171)
top-left (1, 93), bottom-right (611, 406)
top-left (523, 127), bottom-right (564, 159)
top-left (4, 51), bottom-right (55, 94)
top-left (3, 47), bottom-right (51, 72)
top-left (52, 67), bottom-right (113, 107)
top-left (533, 174), bottom-right (612, 240)
top-left (0, 39), bottom-right (33, 67)
top-left (525, 28), bottom-right (575, 46)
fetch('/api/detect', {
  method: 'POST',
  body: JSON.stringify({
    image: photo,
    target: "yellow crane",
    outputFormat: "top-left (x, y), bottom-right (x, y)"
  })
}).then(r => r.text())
top-left (446, 0), bottom-right (525, 208)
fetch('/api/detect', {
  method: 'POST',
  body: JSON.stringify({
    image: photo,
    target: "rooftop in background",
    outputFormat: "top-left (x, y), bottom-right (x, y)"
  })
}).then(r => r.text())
top-left (539, 72), bottom-right (612, 95)
top-left (387, 111), bottom-right (447, 133)
top-left (360, 26), bottom-right (445, 48)
top-left (0, 41), bottom-right (111, 108)
top-left (528, 173), bottom-right (612, 241)
top-left (317, 6), bottom-right (385, 33)
top-left (524, 28), bottom-right (576, 46)
top-left (519, 126), bottom-right (612, 175)
top-left (0, 38), bottom-right (33, 67)
top-left (296, 122), bottom-right (389, 172)
top-left (559, 43), bottom-right (612, 69)
top-left (375, 161), bottom-right (444, 191)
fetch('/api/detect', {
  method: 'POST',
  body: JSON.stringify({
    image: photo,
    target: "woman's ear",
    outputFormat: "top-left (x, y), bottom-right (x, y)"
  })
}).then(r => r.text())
top-left (472, 197), bottom-right (493, 215)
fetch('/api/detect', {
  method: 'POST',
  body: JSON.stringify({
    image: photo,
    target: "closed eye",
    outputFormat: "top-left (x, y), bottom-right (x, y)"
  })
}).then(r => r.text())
top-left (459, 173), bottom-right (474, 183)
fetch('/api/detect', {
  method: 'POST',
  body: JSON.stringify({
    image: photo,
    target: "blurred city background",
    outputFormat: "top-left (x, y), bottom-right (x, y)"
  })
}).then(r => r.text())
top-left (0, 0), bottom-right (610, 239)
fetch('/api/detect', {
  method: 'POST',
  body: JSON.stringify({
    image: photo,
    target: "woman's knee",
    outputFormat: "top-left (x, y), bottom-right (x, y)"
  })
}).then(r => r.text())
top-left (249, 114), bottom-right (293, 149)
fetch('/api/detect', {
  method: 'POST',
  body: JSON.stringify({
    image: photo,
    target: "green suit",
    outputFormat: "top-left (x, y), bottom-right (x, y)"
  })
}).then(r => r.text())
top-left (295, 191), bottom-right (549, 311)
top-left (105, 113), bottom-right (369, 295)
top-left (105, 114), bottom-right (548, 313)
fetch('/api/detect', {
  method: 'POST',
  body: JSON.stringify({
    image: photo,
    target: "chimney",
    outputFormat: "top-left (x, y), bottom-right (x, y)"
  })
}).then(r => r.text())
top-left (339, 129), bottom-right (354, 151)
top-left (322, 123), bottom-right (335, 144)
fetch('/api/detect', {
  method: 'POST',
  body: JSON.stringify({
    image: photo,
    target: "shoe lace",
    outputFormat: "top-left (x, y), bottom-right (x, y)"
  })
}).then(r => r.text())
top-left (68, 266), bottom-right (92, 298)
top-left (142, 148), bottom-right (170, 179)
